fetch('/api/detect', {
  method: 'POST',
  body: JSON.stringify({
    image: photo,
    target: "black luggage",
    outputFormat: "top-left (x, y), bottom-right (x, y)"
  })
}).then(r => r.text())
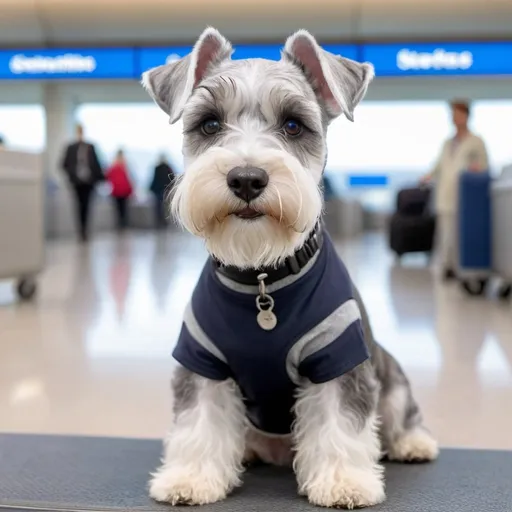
top-left (389, 187), bottom-right (436, 257)
top-left (396, 187), bottom-right (431, 216)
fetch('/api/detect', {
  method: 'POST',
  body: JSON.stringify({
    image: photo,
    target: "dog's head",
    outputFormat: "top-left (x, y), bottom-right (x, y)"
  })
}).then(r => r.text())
top-left (143, 28), bottom-right (373, 269)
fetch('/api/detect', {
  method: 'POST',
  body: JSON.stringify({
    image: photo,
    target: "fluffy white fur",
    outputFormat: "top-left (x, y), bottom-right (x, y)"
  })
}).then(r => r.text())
top-left (293, 380), bottom-right (385, 509)
top-left (379, 385), bottom-right (439, 462)
top-left (387, 427), bottom-right (440, 462)
top-left (149, 377), bottom-right (246, 505)
top-left (172, 146), bottom-right (322, 268)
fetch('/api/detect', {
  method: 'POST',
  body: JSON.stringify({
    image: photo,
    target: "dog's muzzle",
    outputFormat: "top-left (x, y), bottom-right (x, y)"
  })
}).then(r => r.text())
top-left (227, 166), bottom-right (269, 202)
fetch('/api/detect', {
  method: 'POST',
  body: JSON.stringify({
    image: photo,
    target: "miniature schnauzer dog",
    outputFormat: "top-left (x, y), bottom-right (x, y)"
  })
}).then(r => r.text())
top-left (142, 28), bottom-right (438, 509)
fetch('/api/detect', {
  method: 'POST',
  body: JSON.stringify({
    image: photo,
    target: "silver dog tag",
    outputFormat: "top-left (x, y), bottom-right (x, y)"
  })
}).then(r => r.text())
top-left (257, 309), bottom-right (277, 331)
top-left (256, 273), bottom-right (277, 330)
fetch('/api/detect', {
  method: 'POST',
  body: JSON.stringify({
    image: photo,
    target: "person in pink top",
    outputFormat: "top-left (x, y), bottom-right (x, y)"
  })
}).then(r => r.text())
top-left (106, 149), bottom-right (133, 231)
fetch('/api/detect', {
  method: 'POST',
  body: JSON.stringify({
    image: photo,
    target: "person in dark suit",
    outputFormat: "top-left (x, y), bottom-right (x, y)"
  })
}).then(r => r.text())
top-left (150, 155), bottom-right (175, 228)
top-left (61, 124), bottom-right (103, 242)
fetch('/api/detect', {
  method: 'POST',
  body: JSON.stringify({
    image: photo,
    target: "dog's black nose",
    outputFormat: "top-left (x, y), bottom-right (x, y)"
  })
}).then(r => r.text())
top-left (227, 166), bottom-right (269, 202)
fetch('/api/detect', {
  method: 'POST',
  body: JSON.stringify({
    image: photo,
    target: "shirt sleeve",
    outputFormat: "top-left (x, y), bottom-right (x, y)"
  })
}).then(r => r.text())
top-left (298, 304), bottom-right (369, 384)
top-left (475, 137), bottom-right (489, 171)
top-left (173, 323), bottom-right (231, 381)
top-left (430, 141), bottom-right (447, 180)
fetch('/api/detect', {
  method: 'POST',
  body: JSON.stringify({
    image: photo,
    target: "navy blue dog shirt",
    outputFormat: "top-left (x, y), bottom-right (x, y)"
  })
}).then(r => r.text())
top-left (173, 232), bottom-right (369, 435)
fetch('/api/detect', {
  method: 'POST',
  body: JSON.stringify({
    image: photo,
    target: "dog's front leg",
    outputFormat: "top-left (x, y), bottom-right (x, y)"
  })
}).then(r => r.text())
top-left (150, 367), bottom-right (246, 505)
top-left (293, 362), bottom-right (385, 509)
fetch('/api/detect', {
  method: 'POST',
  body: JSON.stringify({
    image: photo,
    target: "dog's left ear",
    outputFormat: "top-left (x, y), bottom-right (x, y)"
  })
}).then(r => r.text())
top-left (283, 30), bottom-right (374, 121)
top-left (142, 27), bottom-right (233, 123)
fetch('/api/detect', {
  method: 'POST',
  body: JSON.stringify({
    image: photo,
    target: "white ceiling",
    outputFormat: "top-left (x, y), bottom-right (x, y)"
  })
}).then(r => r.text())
top-left (0, 0), bottom-right (511, 46)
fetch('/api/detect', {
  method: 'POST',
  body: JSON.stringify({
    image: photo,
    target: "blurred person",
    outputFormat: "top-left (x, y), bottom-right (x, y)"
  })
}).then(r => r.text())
top-left (421, 100), bottom-right (489, 281)
top-left (0, 135), bottom-right (5, 149)
top-left (149, 154), bottom-right (175, 228)
top-left (106, 149), bottom-right (133, 231)
top-left (61, 124), bottom-right (103, 242)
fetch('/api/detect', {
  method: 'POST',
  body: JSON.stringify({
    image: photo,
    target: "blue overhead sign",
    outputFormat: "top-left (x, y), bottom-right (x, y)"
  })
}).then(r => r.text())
top-left (362, 42), bottom-right (512, 77)
top-left (0, 48), bottom-right (136, 79)
top-left (1, 42), bottom-right (511, 80)
top-left (137, 46), bottom-right (192, 74)
top-left (322, 44), bottom-right (358, 61)
top-left (348, 175), bottom-right (389, 188)
top-left (137, 44), bottom-right (358, 75)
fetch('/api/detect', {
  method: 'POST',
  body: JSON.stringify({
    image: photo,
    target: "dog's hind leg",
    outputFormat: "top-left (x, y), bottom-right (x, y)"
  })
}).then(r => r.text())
top-left (372, 345), bottom-right (439, 462)
top-left (149, 367), bottom-right (246, 505)
top-left (352, 285), bottom-right (439, 462)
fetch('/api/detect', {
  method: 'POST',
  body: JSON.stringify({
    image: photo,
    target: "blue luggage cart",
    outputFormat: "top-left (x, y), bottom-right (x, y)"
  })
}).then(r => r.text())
top-left (458, 171), bottom-right (492, 296)
top-left (458, 170), bottom-right (511, 298)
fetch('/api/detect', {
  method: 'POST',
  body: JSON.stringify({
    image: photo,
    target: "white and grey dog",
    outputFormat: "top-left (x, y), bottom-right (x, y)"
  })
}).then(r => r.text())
top-left (143, 28), bottom-right (438, 509)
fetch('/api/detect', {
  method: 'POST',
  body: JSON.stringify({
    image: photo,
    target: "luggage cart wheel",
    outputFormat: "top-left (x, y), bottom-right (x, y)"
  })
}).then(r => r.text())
top-left (17, 278), bottom-right (37, 301)
top-left (461, 278), bottom-right (488, 297)
top-left (498, 284), bottom-right (511, 300)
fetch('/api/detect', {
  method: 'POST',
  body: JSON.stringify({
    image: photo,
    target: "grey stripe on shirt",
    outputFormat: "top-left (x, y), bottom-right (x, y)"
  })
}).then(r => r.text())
top-left (183, 302), bottom-right (228, 363)
top-left (286, 298), bottom-right (361, 384)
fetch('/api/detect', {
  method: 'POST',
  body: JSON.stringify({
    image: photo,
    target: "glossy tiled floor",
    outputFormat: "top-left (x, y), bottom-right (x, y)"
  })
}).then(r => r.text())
top-left (0, 230), bottom-right (511, 449)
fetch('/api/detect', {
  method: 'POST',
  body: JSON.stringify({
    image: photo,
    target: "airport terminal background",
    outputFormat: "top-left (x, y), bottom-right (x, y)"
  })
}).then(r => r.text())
top-left (2, 43), bottom-right (512, 220)
top-left (2, 99), bottom-right (512, 213)
top-left (1, 0), bottom-right (512, 460)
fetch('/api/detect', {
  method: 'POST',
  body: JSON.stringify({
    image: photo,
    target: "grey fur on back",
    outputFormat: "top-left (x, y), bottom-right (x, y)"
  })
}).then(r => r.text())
top-left (352, 284), bottom-right (425, 448)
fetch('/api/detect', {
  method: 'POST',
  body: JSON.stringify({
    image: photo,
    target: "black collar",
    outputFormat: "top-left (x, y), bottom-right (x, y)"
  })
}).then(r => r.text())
top-left (213, 224), bottom-right (323, 286)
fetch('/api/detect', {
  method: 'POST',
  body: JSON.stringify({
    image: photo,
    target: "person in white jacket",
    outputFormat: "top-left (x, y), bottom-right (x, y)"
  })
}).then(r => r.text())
top-left (422, 101), bottom-right (489, 281)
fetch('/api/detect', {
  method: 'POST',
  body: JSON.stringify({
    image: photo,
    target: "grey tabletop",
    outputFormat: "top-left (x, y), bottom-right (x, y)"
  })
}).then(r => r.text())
top-left (0, 434), bottom-right (511, 512)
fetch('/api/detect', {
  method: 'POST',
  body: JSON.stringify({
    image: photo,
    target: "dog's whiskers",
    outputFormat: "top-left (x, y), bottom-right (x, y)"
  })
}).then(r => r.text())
top-left (273, 186), bottom-right (284, 224)
top-left (289, 181), bottom-right (304, 232)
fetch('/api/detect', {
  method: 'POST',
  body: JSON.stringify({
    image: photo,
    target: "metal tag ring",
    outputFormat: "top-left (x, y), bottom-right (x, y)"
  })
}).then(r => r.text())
top-left (256, 294), bottom-right (274, 312)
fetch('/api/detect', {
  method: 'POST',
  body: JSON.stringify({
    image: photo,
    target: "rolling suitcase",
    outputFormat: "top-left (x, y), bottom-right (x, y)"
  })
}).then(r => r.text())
top-left (396, 186), bottom-right (431, 216)
top-left (458, 171), bottom-right (492, 296)
top-left (389, 186), bottom-right (436, 257)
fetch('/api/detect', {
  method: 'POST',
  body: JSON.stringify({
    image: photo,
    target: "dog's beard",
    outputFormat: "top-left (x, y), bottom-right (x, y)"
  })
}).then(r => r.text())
top-left (172, 148), bottom-right (323, 269)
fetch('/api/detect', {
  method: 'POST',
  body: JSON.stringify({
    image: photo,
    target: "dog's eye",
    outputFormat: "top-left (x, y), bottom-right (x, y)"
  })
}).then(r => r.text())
top-left (283, 119), bottom-right (303, 137)
top-left (201, 118), bottom-right (221, 136)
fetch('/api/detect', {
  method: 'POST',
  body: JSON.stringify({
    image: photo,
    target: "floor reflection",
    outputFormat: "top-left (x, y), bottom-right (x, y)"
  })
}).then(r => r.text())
top-left (0, 230), bottom-right (510, 448)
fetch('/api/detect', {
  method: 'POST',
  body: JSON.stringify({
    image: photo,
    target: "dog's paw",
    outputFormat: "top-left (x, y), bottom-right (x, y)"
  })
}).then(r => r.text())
top-left (388, 428), bottom-right (439, 462)
top-left (304, 467), bottom-right (385, 509)
top-left (149, 467), bottom-right (233, 505)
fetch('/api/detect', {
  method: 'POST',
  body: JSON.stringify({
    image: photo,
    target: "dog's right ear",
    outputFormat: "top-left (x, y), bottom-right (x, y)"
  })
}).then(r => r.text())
top-left (142, 27), bottom-right (233, 123)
